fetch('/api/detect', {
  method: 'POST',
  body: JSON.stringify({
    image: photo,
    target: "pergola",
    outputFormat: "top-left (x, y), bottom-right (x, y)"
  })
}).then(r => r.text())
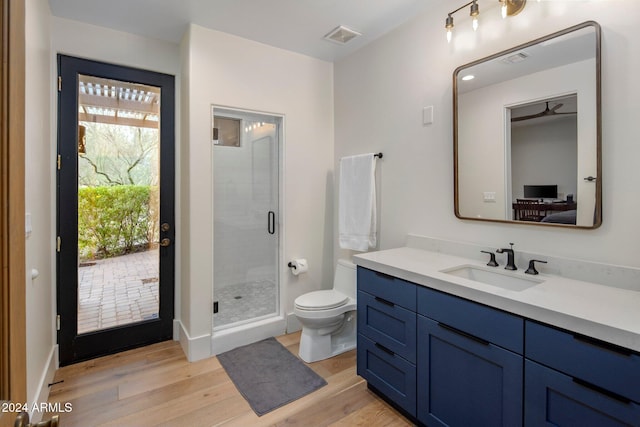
top-left (78, 75), bottom-right (160, 130)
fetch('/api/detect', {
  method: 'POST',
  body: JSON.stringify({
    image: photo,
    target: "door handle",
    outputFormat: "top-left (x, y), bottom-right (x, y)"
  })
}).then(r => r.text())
top-left (583, 176), bottom-right (597, 182)
top-left (268, 211), bottom-right (275, 235)
top-left (157, 238), bottom-right (171, 247)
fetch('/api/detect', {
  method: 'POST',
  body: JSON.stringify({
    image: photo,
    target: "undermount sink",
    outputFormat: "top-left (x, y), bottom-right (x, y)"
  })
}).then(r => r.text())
top-left (442, 264), bottom-right (543, 291)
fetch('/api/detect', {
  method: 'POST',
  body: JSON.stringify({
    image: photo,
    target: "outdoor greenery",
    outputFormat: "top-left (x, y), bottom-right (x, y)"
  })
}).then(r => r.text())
top-left (78, 122), bottom-right (160, 260)
top-left (78, 185), bottom-right (159, 260)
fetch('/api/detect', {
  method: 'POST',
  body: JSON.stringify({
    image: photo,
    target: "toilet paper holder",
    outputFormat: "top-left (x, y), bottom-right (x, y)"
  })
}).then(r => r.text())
top-left (288, 259), bottom-right (308, 275)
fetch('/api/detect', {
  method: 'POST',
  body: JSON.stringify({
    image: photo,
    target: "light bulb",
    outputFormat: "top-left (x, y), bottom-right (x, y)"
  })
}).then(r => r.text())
top-left (445, 15), bottom-right (454, 44)
top-left (501, 3), bottom-right (507, 19)
top-left (470, 1), bottom-right (479, 31)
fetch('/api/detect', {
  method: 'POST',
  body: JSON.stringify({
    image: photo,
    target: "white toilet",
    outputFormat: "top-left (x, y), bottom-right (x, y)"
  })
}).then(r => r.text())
top-left (294, 259), bottom-right (357, 363)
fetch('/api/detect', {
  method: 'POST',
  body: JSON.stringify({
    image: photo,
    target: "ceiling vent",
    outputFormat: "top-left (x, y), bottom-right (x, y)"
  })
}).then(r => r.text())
top-left (323, 25), bottom-right (362, 45)
top-left (501, 52), bottom-right (529, 64)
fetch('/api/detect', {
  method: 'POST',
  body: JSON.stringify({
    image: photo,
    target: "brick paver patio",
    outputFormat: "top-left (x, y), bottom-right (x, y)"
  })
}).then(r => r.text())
top-left (78, 249), bottom-right (159, 334)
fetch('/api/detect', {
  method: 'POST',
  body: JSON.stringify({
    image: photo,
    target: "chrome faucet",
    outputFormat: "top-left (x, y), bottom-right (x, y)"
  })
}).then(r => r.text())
top-left (496, 243), bottom-right (517, 271)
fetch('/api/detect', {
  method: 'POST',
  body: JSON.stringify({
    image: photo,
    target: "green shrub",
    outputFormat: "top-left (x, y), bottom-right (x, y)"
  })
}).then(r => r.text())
top-left (78, 185), bottom-right (158, 260)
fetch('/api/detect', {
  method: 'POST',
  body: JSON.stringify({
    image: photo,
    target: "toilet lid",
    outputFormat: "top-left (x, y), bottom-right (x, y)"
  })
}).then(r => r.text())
top-left (295, 290), bottom-right (349, 310)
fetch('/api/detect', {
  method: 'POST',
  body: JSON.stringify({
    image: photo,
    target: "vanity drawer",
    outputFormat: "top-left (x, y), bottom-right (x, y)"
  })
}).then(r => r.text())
top-left (525, 360), bottom-right (640, 426)
top-left (417, 286), bottom-right (523, 354)
top-left (526, 321), bottom-right (640, 403)
top-left (357, 333), bottom-right (416, 417)
top-left (357, 267), bottom-right (417, 311)
top-left (357, 291), bottom-right (417, 363)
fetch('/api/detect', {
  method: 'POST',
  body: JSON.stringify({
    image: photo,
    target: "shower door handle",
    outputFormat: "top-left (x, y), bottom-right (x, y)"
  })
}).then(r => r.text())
top-left (268, 211), bottom-right (275, 235)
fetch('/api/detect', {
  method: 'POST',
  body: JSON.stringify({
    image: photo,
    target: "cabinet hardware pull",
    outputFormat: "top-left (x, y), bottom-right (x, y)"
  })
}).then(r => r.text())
top-left (374, 271), bottom-right (394, 280)
top-left (375, 342), bottom-right (395, 356)
top-left (374, 296), bottom-right (395, 307)
top-left (572, 378), bottom-right (631, 404)
top-left (438, 323), bottom-right (490, 346)
top-left (572, 334), bottom-right (632, 357)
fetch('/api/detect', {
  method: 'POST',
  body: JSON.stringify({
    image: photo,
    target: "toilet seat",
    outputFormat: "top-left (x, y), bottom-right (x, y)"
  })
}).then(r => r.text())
top-left (295, 290), bottom-right (349, 311)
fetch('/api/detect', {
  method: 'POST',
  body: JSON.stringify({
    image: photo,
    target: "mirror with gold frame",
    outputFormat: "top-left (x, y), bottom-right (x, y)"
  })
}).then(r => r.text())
top-left (454, 21), bottom-right (601, 228)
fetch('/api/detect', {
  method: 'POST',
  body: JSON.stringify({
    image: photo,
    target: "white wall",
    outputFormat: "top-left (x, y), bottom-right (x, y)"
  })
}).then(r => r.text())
top-left (180, 25), bottom-right (334, 358)
top-left (335, 1), bottom-right (640, 267)
top-left (511, 117), bottom-right (577, 201)
top-left (458, 58), bottom-right (594, 221)
top-left (25, 0), bottom-right (55, 416)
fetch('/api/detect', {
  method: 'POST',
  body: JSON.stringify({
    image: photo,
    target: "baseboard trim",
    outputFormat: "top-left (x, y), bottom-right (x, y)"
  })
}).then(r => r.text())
top-left (176, 320), bottom-right (211, 362)
top-left (211, 316), bottom-right (286, 355)
top-left (29, 345), bottom-right (59, 423)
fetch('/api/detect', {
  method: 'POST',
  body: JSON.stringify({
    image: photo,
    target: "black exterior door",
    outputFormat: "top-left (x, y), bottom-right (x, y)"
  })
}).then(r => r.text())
top-left (57, 55), bottom-right (175, 365)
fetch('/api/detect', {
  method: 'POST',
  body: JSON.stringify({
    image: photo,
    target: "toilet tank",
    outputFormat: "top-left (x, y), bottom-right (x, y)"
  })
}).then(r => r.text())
top-left (333, 259), bottom-right (357, 299)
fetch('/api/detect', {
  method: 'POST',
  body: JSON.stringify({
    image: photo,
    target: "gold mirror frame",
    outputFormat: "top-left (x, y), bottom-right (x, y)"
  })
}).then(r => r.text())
top-left (453, 21), bottom-right (601, 229)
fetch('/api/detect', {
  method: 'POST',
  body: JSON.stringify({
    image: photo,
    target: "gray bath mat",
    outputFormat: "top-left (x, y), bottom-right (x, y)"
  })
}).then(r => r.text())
top-left (217, 337), bottom-right (327, 416)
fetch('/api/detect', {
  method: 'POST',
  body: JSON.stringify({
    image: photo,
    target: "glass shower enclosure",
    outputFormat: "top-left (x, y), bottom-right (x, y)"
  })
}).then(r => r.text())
top-left (212, 107), bottom-right (280, 331)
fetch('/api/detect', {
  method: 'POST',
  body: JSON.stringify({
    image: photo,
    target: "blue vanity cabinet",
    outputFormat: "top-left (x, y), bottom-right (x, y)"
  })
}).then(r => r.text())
top-left (357, 267), bottom-right (418, 416)
top-left (524, 320), bottom-right (640, 426)
top-left (416, 287), bottom-right (524, 427)
top-left (355, 265), bottom-right (639, 426)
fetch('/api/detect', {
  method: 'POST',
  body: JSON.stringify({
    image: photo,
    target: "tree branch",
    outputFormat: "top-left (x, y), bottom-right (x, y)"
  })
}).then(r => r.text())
top-left (80, 155), bottom-right (123, 185)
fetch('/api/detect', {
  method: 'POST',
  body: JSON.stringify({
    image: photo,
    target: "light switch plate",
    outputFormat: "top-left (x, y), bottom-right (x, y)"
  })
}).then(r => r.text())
top-left (25, 213), bottom-right (32, 237)
top-left (483, 192), bottom-right (496, 202)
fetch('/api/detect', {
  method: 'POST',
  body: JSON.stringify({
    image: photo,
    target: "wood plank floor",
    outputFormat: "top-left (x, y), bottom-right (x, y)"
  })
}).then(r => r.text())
top-left (45, 332), bottom-right (414, 426)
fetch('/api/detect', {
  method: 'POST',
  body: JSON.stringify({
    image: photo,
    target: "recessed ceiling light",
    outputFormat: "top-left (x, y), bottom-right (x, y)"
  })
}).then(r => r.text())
top-left (323, 25), bottom-right (362, 45)
top-left (462, 75), bottom-right (475, 81)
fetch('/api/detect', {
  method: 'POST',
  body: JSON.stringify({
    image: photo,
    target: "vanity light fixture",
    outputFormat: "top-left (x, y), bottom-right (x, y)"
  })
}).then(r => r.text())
top-left (445, 1), bottom-right (480, 42)
top-left (500, 0), bottom-right (527, 19)
top-left (446, 0), bottom-right (526, 42)
top-left (446, 15), bottom-right (454, 43)
top-left (470, 1), bottom-right (480, 31)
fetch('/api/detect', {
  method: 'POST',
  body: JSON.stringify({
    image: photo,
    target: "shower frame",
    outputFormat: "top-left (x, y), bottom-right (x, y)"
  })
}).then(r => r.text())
top-left (210, 105), bottom-right (286, 354)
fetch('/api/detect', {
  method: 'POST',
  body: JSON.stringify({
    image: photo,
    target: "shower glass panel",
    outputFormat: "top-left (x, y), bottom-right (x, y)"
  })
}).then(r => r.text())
top-left (212, 108), bottom-right (280, 330)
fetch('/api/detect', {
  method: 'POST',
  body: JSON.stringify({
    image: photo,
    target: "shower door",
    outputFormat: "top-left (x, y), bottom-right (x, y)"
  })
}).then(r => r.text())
top-left (212, 108), bottom-right (280, 330)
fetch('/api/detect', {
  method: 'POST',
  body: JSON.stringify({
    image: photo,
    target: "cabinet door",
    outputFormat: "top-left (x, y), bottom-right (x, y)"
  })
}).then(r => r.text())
top-left (417, 316), bottom-right (523, 427)
top-left (525, 360), bottom-right (640, 427)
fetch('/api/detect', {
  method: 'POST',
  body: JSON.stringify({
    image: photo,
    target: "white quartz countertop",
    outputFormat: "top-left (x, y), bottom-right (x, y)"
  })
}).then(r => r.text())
top-left (354, 247), bottom-right (640, 353)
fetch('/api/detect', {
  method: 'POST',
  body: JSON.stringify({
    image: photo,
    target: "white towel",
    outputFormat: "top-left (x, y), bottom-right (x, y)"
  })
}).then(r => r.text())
top-left (339, 153), bottom-right (377, 251)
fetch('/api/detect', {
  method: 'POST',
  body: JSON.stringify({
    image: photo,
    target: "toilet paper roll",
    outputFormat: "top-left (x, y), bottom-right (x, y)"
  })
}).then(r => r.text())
top-left (289, 259), bottom-right (308, 276)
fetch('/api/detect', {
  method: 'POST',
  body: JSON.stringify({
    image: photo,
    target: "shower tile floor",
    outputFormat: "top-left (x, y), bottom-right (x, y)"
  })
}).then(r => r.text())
top-left (213, 280), bottom-right (277, 329)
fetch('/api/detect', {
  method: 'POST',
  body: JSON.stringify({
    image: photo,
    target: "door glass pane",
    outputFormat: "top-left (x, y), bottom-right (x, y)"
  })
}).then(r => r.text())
top-left (213, 110), bottom-right (279, 330)
top-left (77, 75), bottom-right (161, 333)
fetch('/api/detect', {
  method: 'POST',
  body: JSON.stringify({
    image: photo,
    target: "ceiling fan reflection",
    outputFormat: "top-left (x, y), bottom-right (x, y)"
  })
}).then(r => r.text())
top-left (511, 102), bottom-right (577, 122)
